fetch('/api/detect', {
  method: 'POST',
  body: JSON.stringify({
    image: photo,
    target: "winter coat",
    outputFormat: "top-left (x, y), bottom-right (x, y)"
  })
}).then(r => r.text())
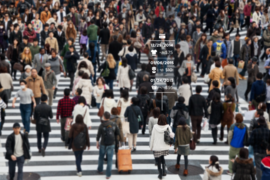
top-left (80, 35), bottom-right (88, 45)
top-left (174, 125), bottom-right (193, 147)
top-left (72, 104), bottom-right (92, 127)
top-left (150, 124), bottom-right (172, 151)
top-left (209, 101), bottom-right (223, 125)
top-left (232, 157), bottom-right (255, 180)
top-left (75, 79), bottom-right (93, 105)
top-left (75, 68), bottom-right (90, 79)
top-left (126, 52), bottom-right (138, 71)
top-left (250, 80), bottom-right (266, 102)
top-left (110, 115), bottom-right (124, 142)
top-left (34, 102), bottom-right (53, 133)
top-left (252, 12), bottom-right (262, 26)
top-left (40, 11), bottom-right (52, 24)
top-left (247, 62), bottom-right (259, 84)
top-left (116, 97), bottom-right (132, 119)
top-left (109, 40), bottom-right (123, 61)
top-left (222, 64), bottom-right (239, 86)
top-left (170, 102), bottom-right (189, 127)
top-left (7, 46), bottom-right (19, 63)
top-left (54, 31), bottom-right (65, 51)
top-left (124, 104), bottom-right (144, 134)
top-left (263, 29), bottom-right (270, 47)
top-left (68, 123), bottom-right (90, 151)
top-left (23, 28), bottom-right (36, 43)
top-left (247, 27), bottom-right (260, 39)
top-left (203, 166), bottom-right (223, 180)
top-left (240, 44), bottom-right (251, 62)
top-left (45, 37), bottom-right (59, 53)
top-left (178, 84), bottom-right (192, 106)
top-left (189, 94), bottom-right (208, 117)
top-left (209, 67), bottom-right (224, 91)
top-left (64, 51), bottom-right (80, 72)
top-left (102, 98), bottom-right (117, 115)
top-left (25, 75), bottom-right (47, 98)
top-left (116, 65), bottom-right (131, 88)
top-left (261, 155), bottom-right (270, 180)
top-left (142, 23), bottom-right (154, 40)
top-left (228, 123), bottom-right (248, 147)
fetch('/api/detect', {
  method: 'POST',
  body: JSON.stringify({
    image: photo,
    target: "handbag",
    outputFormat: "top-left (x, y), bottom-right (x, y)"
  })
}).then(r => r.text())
top-left (191, 72), bottom-right (197, 83)
top-left (64, 117), bottom-right (73, 131)
top-left (97, 99), bottom-right (105, 117)
top-left (31, 117), bottom-right (36, 124)
top-left (204, 74), bottom-right (210, 83)
top-left (59, 59), bottom-right (64, 72)
top-left (117, 100), bottom-right (122, 115)
top-left (190, 140), bottom-right (196, 150)
top-left (164, 127), bottom-right (174, 145)
top-left (128, 66), bottom-right (135, 80)
top-left (101, 62), bottom-right (110, 77)
top-left (142, 45), bottom-right (150, 54)
top-left (13, 62), bottom-right (23, 72)
top-left (134, 41), bottom-right (142, 49)
top-left (91, 95), bottom-right (97, 107)
top-left (207, 101), bottom-right (212, 114)
top-left (238, 61), bottom-right (245, 69)
top-left (131, 106), bottom-right (141, 122)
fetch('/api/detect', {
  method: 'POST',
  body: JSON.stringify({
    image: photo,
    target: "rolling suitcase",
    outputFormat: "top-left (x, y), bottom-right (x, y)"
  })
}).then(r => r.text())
top-left (117, 146), bottom-right (132, 174)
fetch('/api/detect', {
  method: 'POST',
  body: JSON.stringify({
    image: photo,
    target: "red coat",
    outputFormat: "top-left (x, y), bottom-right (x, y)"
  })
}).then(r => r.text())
top-left (23, 28), bottom-right (37, 43)
top-left (155, 6), bottom-right (164, 17)
top-left (243, 5), bottom-right (251, 16)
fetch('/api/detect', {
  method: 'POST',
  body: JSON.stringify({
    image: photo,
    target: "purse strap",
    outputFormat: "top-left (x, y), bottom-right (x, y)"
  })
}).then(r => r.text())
top-left (117, 99), bottom-right (122, 107)
top-left (83, 108), bottom-right (87, 119)
top-left (131, 106), bottom-right (138, 118)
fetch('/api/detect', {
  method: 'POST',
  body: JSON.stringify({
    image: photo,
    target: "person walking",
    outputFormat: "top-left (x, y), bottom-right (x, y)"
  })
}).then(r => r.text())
top-left (150, 114), bottom-right (174, 180)
top-left (12, 80), bottom-right (36, 133)
top-left (222, 58), bottom-right (239, 88)
top-left (99, 22), bottom-right (111, 61)
top-left (96, 112), bottom-right (120, 179)
top-left (32, 48), bottom-right (50, 76)
top-left (68, 114), bottom-right (90, 177)
top-left (93, 77), bottom-right (109, 108)
top-left (56, 88), bottom-right (75, 145)
top-left (72, 96), bottom-right (92, 129)
top-left (250, 72), bottom-right (266, 108)
top-left (7, 38), bottom-right (20, 80)
top-left (99, 54), bottom-right (116, 90)
top-left (261, 144), bottom-right (270, 180)
top-left (178, 77), bottom-right (192, 106)
top-left (188, 85), bottom-right (208, 143)
top-left (208, 61), bottom-right (224, 91)
top-left (124, 97), bottom-right (144, 151)
top-left (202, 155), bottom-right (223, 180)
top-left (33, 94), bottom-right (53, 157)
top-left (225, 77), bottom-right (239, 104)
top-left (42, 63), bottom-right (56, 106)
top-left (245, 57), bottom-right (259, 101)
top-left (174, 117), bottom-right (193, 176)
top-left (116, 58), bottom-right (131, 89)
top-left (75, 73), bottom-right (93, 105)
top-left (239, 38), bottom-right (252, 80)
top-left (5, 123), bottom-right (31, 180)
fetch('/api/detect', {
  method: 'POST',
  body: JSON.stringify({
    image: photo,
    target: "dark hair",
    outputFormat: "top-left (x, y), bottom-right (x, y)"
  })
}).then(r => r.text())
top-left (157, 114), bottom-right (167, 125)
top-left (131, 97), bottom-right (140, 106)
top-left (239, 148), bottom-right (249, 159)
top-left (103, 22), bottom-right (107, 28)
top-left (96, 77), bottom-right (106, 85)
top-left (104, 89), bottom-right (114, 98)
top-left (258, 116), bottom-right (267, 127)
top-left (257, 109), bottom-right (264, 117)
top-left (128, 45), bottom-right (134, 52)
top-left (178, 96), bottom-right (185, 103)
top-left (103, 111), bottom-right (111, 119)
top-left (76, 88), bottom-right (82, 95)
top-left (228, 77), bottom-right (236, 89)
top-left (122, 57), bottom-right (127, 67)
top-left (215, 61), bottom-right (221, 68)
top-left (226, 94), bottom-right (235, 103)
top-left (111, 107), bottom-right (119, 115)
top-left (182, 76), bottom-right (189, 84)
top-left (212, 80), bottom-right (219, 87)
top-left (153, 107), bottom-right (160, 118)
top-left (20, 80), bottom-right (27, 85)
top-left (140, 86), bottom-right (148, 94)
top-left (178, 117), bottom-right (187, 130)
top-left (235, 113), bottom-right (243, 123)
top-left (78, 70), bottom-right (84, 77)
top-left (41, 94), bottom-right (48, 101)
top-left (228, 58), bottom-right (234, 64)
top-left (257, 72), bottom-right (263, 79)
top-left (208, 155), bottom-right (221, 171)
top-left (213, 56), bottom-right (220, 62)
top-left (64, 88), bottom-right (70, 96)
top-left (120, 89), bottom-right (129, 102)
top-left (196, 85), bottom-right (202, 93)
top-left (166, 81), bottom-right (173, 86)
top-left (267, 144), bottom-right (270, 151)
top-left (78, 96), bottom-right (86, 104)
top-left (78, 61), bottom-right (88, 69)
top-left (141, 64), bottom-right (147, 71)
top-left (212, 93), bottom-right (221, 103)
top-left (75, 114), bottom-right (84, 124)
top-left (82, 73), bottom-right (89, 79)
top-left (83, 52), bottom-right (89, 58)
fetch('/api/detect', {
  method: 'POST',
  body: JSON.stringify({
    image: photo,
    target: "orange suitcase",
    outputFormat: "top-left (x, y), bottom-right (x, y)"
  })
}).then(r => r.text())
top-left (117, 148), bottom-right (132, 174)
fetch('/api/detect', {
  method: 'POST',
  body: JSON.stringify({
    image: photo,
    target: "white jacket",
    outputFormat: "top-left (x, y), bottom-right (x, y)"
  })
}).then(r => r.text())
top-left (252, 12), bottom-right (262, 26)
top-left (178, 84), bottom-right (192, 106)
top-left (202, 166), bottom-right (223, 180)
top-left (72, 104), bottom-right (92, 127)
top-left (116, 97), bottom-right (131, 119)
top-left (75, 79), bottom-right (93, 105)
top-left (150, 124), bottom-right (172, 151)
top-left (102, 97), bottom-right (117, 114)
top-left (116, 65), bottom-right (131, 88)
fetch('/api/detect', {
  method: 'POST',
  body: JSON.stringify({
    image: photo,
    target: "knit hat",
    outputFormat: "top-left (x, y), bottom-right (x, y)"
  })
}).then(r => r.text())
top-left (13, 123), bottom-right (20, 128)
top-left (24, 65), bottom-right (32, 70)
top-left (44, 63), bottom-right (51, 67)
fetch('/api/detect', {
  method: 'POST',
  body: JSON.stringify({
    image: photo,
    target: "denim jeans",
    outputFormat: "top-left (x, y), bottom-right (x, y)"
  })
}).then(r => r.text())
top-left (89, 40), bottom-right (97, 63)
top-left (248, 145), bottom-right (256, 166)
top-left (92, 63), bottom-right (97, 83)
top-left (36, 33), bottom-right (40, 43)
top-left (74, 150), bottom-right (84, 172)
top-left (37, 132), bottom-right (49, 150)
top-left (166, 109), bottom-right (172, 125)
top-left (240, 13), bottom-right (244, 26)
top-left (114, 61), bottom-right (119, 75)
top-left (233, 54), bottom-right (240, 67)
top-left (9, 156), bottom-right (25, 180)
top-left (96, 103), bottom-right (100, 109)
top-left (20, 104), bottom-right (32, 133)
top-left (98, 145), bottom-right (115, 177)
top-left (105, 79), bottom-right (114, 90)
top-left (157, 57), bottom-right (167, 74)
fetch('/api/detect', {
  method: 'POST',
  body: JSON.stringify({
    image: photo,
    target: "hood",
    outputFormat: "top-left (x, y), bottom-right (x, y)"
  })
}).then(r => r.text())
top-left (235, 157), bottom-right (253, 165)
top-left (173, 102), bottom-right (188, 111)
top-left (80, 79), bottom-right (92, 84)
top-left (50, 57), bottom-right (58, 61)
top-left (104, 98), bottom-right (116, 107)
top-left (153, 124), bottom-right (169, 133)
top-left (127, 52), bottom-right (136, 56)
top-left (110, 115), bottom-right (118, 120)
top-left (205, 166), bottom-right (223, 177)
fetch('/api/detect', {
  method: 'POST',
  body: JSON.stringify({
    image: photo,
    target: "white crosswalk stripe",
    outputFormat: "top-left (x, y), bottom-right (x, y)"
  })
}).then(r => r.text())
top-left (0, 27), bottom-right (250, 180)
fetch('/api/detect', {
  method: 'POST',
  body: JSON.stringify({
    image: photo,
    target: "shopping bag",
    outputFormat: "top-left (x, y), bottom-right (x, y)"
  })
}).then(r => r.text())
top-left (204, 74), bottom-right (210, 83)
top-left (238, 61), bottom-right (245, 69)
top-left (64, 117), bottom-right (73, 131)
top-left (202, 118), bottom-right (209, 131)
top-left (122, 121), bottom-right (130, 135)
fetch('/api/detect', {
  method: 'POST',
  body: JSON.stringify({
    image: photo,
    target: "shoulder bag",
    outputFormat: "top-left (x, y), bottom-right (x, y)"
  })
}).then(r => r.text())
top-left (39, 116), bottom-right (49, 126)
top-left (117, 100), bottom-right (122, 115)
top-left (13, 62), bottom-right (23, 72)
top-left (101, 62), bottom-right (110, 77)
top-left (97, 99), bottom-right (105, 117)
top-left (128, 66), bottom-right (135, 80)
top-left (91, 95), bottom-right (97, 107)
top-left (131, 106), bottom-right (141, 122)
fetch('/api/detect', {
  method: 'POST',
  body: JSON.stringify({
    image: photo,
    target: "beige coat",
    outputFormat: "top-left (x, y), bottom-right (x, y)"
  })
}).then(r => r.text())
top-left (222, 64), bottom-right (239, 86)
top-left (25, 75), bottom-right (47, 98)
top-left (116, 65), bottom-right (131, 89)
top-left (45, 37), bottom-right (59, 53)
top-left (209, 67), bottom-right (224, 91)
top-left (75, 79), bottom-right (93, 105)
top-left (77, 58), bottom-right (95, 76)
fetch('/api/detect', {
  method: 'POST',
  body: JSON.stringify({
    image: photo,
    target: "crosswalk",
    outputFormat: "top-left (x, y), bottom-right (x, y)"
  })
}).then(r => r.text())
top-left (0, 27), bottom-right (250, 180)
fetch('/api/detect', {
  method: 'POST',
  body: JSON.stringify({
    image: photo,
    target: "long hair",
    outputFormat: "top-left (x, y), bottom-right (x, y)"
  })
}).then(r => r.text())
top-left (66, 22), bottom-right (76, 37)
top-left (106, 54), bottom-right (116, 68)
top-left (21, 47), bottom-right (32, 64)
top-left (208, 155), bottom-right (221, 171)
top-left (228, 77), bottom-right (236, 89)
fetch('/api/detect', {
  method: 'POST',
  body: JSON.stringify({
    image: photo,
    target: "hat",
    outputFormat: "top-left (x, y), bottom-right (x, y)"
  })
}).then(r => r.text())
top-left (134, 22), bottom-right (138, 26)
top-left (24, 65), bottom-right (32, 70)
top-left (13, 123), bottom-right (20, 128)
top-left (252, 56), bottom-right (258, 62)
top-left (44, 63), bottom-right (51, 67)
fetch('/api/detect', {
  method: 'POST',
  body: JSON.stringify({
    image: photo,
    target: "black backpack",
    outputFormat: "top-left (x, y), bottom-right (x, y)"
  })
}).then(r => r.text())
top-left (139, 97), bottom-right (149, 117)
top-left (73, 126), bottom-right (87, 149)
top-left (173, 109), bottom-right (185, 128)
top-left (103, 123), bottom-right (116, 146)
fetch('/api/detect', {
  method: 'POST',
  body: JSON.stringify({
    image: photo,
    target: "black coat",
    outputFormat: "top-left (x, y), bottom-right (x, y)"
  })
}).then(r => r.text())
top-left (124, 104), bottom-right (144, 134)
top-left (142, 23), bottom-right (154, 40)
top-left (64, 51), bottom-right (80, 72)
top-left (54, 31), bottom-right (66, 51)
top-left (99, 28), bottom-right (110, 44)
top-left (209, 101), bottom-right (223, 125)
top-left (188, 94), bottom-right (208, 117)
top-left (40, 30), bottom-right (50, 46)
top-left (206, 9), bottom-right (215, 24)
top-left (173, 50), bottom-right (185, 67)
top-left (5, 133), bottom-right (31, 160)
top-left (19, 42), bottom-right (31, 53)
top-left (98, 62), bottom-right (116, 80)
top-left (199, 45), bottom-right (209, 63)
top-left (34, 102), bottom-right (53, 133)
top-left (154, 17), bottom-right (166, 30)
top-left (9, 31), bottom-right (22, 45)
top-left (247, 27), bottom-right (260, 39)
top-left (150, 99), bottom-right (168, 115)
top-left (232, 157), bottom-right (255, 180)
top-left (108, 40), bottom-right (122, 61)
top-left (126, 53), bottom-right (138, 70)
top-left (138, 82), bottom-right (154, 97)
top-left (136, 70), bottom-right (150, 88)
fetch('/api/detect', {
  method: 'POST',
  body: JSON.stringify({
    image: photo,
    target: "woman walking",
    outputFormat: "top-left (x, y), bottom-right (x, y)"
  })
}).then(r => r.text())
top-left (116, 58), bottom-right (131, 89)
top-left (68, 114), bottom-right (90, 177)
top-left (208, 61), bottom-right (224, 91)
top-left (7, 38), bottom-right (20, 80)
top-left (239, 38), bottom-right (251, 80)
top-left (72, 96), bottom-right (92, 129)
top-left (75, 73), bottom-right (93, 105)
top-left (20, 47), bottom-right (32, 72)
top-left (202, 155), bottom-right (223, 180)
top-left (150, 114), bottom-right (173, 180)
top-left (93, 77), bottom-right (109, 108)
top-left (225, 77), bottom-right (239, 103)
top-left (179, 54), bottom-right (195, 84)
top-left (99, 54), bottom-right (116, 90)
top-left (116, 88), bottom-right (131, 120)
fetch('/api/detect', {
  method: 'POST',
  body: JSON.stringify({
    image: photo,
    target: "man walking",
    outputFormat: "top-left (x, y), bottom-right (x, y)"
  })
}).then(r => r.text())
top-left (99, 22), bottom-right (110, 62)
top-left (42, 63), bottom-right (56, 106)
top-left (250, 73), bottom-right (266, 108)
top-left (5, 123), bottom-right (31, 180)
top-left (32, 48), bottom-right (49, 76)
top-left (87, 19), bottom-right (99, 64)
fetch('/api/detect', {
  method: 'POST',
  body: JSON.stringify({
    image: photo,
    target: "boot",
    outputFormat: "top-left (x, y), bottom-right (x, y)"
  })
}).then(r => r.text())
top-left (175, 164), bottom-right (180, 170)
top-left (183, 169), bottom-right (188, 176)
top-left (162, 164), bottom-right (167, 176)
top-left (219, 126), bottom-right (224, 141)
top-left (158, 169), bottom-right (162, 180)
top-left (53, 88), bottom-right (58, 99)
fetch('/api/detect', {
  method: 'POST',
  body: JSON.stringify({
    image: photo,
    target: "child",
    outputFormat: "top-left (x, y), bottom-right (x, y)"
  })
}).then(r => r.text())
top-left (80, 30), bottom-right (88, 55)
top-left (72, 88), bottom-right (82, 105)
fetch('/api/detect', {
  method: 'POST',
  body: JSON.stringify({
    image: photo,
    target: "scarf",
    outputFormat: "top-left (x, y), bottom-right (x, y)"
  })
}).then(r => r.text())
top-left (25, 71), bottom-right (31, 77)
top-left (44, 70), bottom-right (52, 81)
top-left (207, 46), bottom-right (212, 60)
top-left (254, 42), bottom-right (258, 49)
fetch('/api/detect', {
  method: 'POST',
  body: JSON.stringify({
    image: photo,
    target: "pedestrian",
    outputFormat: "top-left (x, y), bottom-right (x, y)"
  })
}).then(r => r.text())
top-left (150, 89), bottom-right (169, 116)
top-left (150, 114), bottom-right (174, 180)
top-left (7, 38), bottom-right (20, 80)
top-left (96, 111), bottom-right (120, 179)
top-left (178, 77), bottom-right (192, 106)
top-left (164, 81), bottom-right (178, 125)
top-left (32, 48), bottom-right (50, 76)
top-left (245, 57), bottom-right (259, 101)
top-left (33, 94), bottom-right (53, 157)
top-left (99, 22), bottom-right (111, 61)
top-left (231, 147), bottom-right (255, 180)
top-left (56, 88), bottom-right (75, 145)
top-left (72, 96), bottom-right (92, 129)
top-left (45, 31), bottom-right (59, 53)
top-left (199, 40), bottom-right (213, 77)
top-left (189, 85), bottom-right (208, 143)
top-left (173, 44), bottom-right (185, 88)
top-left (116, 88), bottom-right (131, 120)
top-left (222, 58), bottom-right (239, 89)
top-left (101, 90), bottom-right (117, 116)
top-left (99, 54), bottom-right (116, 90)
top-left (5, 123), bottom-right (31, 180)
top-left (261, 144), bottom-right (270, 180)
top-left (227, 114), bottom-right (249, 175)
top-left (239, 38), bottom-right (251, 80)
top-left (202, 155), bottom-right (223, 180)
top-left (42, 63), bottom-right (56, 106)
top-left (79, 30), bottom-right (88, 55)
top-left (68, 114), bottom-right (90, 177)
top-left (93, 77), bottom-right (109, 109)
top-left (174, 117), bottom-right (193, 176)
top-left (75, 73), bottom-right (93, 105)
top-left (148, 107), bottom-right (161, 136)
top-left (116, 58), bottom-right (131, 89)
top-left (124, 97), bottom-right (144, 151)
top-left (225, 77), bottom-right (239, 103)
top-left (179, 54), bottom-right (195, 84)
top-left (250, 72), bottom-right (266, 108)
top-left (12, 80), bottom-right (36, 133)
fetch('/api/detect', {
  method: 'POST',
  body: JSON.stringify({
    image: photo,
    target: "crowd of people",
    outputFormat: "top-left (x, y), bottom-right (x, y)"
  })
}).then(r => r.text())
top-left (1, 0), bottom-right (270, 180)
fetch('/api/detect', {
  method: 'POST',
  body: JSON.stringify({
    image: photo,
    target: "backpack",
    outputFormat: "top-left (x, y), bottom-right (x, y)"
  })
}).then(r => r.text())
top-left (103, 122), bottom-right (116, 146)
top-left (139, 96), bottom-right (150, 117)
top-left (73, 126), bottom-right (87, 149)
top-left (214, 21), bottom-right (223, 30)
top-left (173, 109), bottom-right (185, 128)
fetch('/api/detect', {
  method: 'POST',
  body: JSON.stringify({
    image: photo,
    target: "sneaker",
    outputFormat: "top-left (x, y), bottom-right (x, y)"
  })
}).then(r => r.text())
top-left (41, 149), bottom-right (45, 157)
top-left (65, 146), bottom-right (68, 149)
top-left (227, 171), bottom-right (233, 176)
top-left (77, 172), bottom-right (82, 177)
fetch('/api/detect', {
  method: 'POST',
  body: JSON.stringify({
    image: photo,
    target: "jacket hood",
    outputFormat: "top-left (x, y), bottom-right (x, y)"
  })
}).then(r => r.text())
top-left (205, 166), bottom-right (223, 177)
top-left (153, 124), bottom-right (170, 133)
top-left (173, 102), bottom-right (188, 111)
top-left (79, 79), bottom-right (92, 84)
top-left (50, 57), bottom-right (58, 61)
top-left (127, 52), bottom-right (136, 56)
top-left (235, 157), bottom-right (253, 164)
top-left (104, 98), bottom-right (116, 107)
